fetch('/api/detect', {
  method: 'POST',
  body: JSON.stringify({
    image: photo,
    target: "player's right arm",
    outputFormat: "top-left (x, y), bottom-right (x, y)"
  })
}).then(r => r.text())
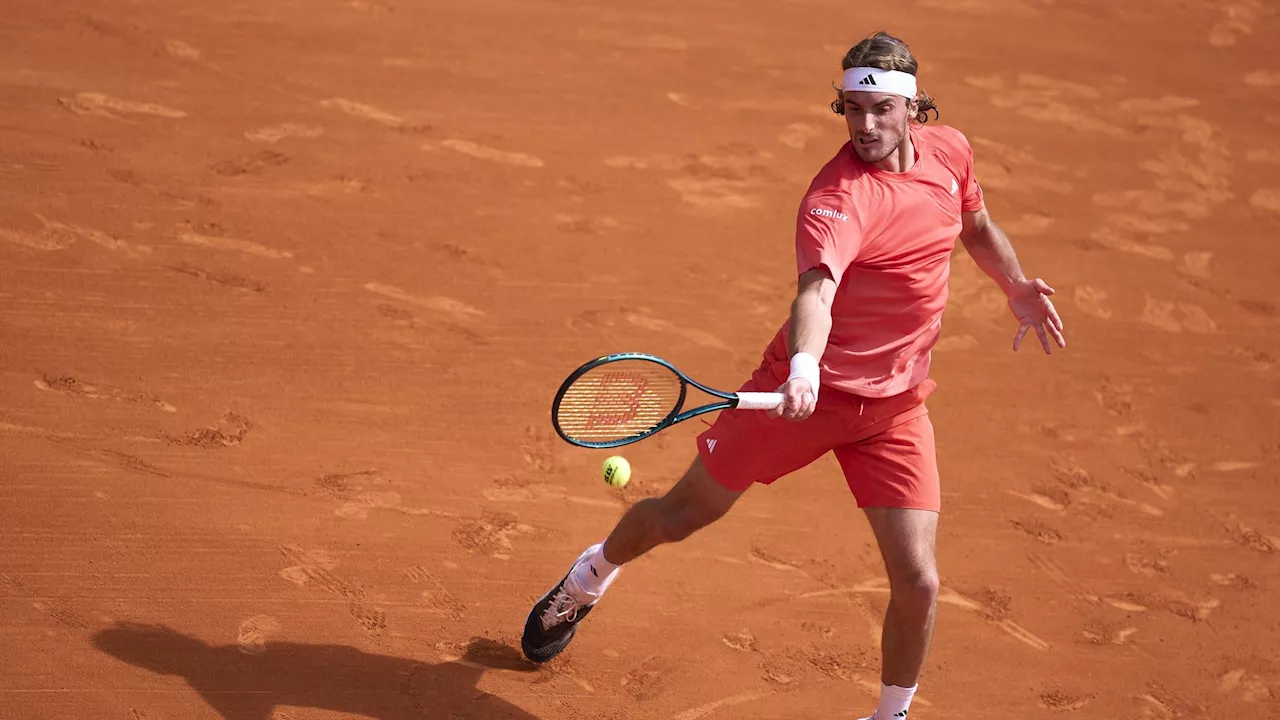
top-left (788, 267), bottom-right (838, 358)
top-left (769, 188), bottom-right (860, 422)
top-left (770, 268), bottom-right (838, 421)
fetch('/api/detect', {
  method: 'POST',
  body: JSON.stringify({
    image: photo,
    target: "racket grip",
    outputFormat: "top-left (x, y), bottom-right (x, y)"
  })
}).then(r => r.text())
top-left (734, 392), bottom-right (784, 411)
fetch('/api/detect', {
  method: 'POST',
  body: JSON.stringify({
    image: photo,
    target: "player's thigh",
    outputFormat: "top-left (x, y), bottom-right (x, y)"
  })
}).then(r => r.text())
top-left (695, 406), bottom-right (836, 491)
top-left (695, 368), bottom-right (854, 492)
top-left (835, 413), bottom-right (941, 513)
top-left (861, 505), bottom-right (938, 585)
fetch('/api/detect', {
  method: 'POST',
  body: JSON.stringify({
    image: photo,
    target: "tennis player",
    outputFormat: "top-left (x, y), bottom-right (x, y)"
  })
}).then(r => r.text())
top-left (522, 30), bottom-right (1065, 720)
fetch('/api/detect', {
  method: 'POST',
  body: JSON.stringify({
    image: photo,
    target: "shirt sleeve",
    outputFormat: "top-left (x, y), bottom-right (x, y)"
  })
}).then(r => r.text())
top-left (959, 134), bottom-right (985, 213)
top-left (795, 190), bottom-right (860, 287)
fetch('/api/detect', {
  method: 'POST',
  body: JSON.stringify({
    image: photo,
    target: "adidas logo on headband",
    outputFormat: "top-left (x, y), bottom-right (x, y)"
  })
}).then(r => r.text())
top-left (842, 67), bottom-right (917, 99)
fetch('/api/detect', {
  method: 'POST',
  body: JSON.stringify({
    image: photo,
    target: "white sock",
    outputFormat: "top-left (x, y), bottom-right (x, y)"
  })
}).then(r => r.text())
top-left (876, 683), bottom-right (918, 719)
top-left (570, 542), bottom-right (620, 597)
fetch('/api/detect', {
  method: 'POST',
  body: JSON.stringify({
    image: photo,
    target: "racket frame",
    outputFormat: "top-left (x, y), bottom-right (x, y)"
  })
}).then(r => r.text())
top-left (550, 352), bottom-right (764, 449)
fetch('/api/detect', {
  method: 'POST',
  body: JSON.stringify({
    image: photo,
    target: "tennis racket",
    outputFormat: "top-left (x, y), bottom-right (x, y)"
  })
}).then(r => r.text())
top-left (550, 352), bottom-right (784, 449)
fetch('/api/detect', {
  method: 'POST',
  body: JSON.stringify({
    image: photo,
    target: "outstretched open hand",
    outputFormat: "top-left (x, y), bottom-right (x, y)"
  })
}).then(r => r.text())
top-left (1008, 278), bottom-right (1066, 354)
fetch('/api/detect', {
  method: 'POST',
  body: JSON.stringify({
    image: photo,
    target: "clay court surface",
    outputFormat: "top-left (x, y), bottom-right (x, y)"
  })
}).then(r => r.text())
top-left (3, 0), bottom-right (1279, 717)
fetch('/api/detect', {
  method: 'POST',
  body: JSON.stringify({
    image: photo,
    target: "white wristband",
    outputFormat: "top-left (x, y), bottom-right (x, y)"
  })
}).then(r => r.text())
top-left (788, 352), bottom-right (821, 400)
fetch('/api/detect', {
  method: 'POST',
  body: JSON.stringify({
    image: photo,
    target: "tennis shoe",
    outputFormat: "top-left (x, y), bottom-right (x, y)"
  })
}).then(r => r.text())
top-left (521, 543), bottom-right (612, 663)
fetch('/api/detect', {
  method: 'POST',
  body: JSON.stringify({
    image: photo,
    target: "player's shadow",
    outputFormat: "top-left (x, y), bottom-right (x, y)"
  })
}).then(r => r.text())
top-left (92, 622), bottom-right (542, 720)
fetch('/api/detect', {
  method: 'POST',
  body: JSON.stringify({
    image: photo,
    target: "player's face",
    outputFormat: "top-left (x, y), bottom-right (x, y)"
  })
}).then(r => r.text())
top-left (842, 92), bottom-right (912, 165)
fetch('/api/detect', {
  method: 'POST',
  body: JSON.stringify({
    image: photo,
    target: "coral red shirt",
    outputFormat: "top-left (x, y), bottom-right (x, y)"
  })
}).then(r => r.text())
top-left (767, 124), bottom-right (985, 398)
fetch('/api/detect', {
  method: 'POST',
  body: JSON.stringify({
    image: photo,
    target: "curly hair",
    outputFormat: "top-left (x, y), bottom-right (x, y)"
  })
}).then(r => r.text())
top-left (831, 31), bottom-right (939, 124)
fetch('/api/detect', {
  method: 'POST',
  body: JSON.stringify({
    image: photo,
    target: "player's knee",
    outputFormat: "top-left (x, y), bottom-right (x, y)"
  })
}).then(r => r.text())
top-left (892, 565), bottom-right (939, 616)
top-left (655, 507), bottom-right (708, 544)
top-left (656, 494), bottom-right (725, 544)
top-left (655, 514), bottom-right (694, 544)
top-left (652, 460), bottom-right (737, 544)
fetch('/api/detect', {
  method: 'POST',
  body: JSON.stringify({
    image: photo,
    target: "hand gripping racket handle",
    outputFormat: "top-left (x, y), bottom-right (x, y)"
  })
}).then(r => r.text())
top-left (734, 392), bottom-right (784, 410)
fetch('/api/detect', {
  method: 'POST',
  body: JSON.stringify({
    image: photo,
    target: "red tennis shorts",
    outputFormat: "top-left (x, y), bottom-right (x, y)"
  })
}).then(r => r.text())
top-left (696, 360), bottom-right (941, 512)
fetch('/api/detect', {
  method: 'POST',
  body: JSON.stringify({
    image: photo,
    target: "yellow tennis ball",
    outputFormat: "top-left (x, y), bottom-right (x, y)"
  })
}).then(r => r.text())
top-left (602, 455), bottom-right (631, 488)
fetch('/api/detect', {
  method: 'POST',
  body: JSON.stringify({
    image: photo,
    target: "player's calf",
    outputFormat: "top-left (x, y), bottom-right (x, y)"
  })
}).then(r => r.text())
top-left (862, 507), bottom-right (940, 719)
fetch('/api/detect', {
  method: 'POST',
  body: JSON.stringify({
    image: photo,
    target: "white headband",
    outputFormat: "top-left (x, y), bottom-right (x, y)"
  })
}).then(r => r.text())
top-left (841, 67), bottom-right (918, 99)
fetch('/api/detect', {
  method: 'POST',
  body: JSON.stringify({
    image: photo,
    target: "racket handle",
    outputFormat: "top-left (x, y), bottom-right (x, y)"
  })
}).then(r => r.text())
top-left (734, 392), bottom-right (784, 411)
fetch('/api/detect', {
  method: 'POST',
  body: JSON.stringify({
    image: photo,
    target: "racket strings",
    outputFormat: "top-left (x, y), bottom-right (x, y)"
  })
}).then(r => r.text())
top-left (555, 361), bottom-right (682, 442)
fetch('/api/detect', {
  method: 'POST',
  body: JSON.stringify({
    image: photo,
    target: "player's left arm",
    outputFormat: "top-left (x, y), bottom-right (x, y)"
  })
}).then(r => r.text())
top-left (960, 208), bottom-right (1066, 354)
top-left (959, 208), bottom-right (1026, 295)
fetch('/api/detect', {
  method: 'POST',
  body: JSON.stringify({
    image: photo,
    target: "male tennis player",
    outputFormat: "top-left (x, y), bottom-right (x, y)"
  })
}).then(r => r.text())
top-left (521, 31), bottom-right (1064, 720)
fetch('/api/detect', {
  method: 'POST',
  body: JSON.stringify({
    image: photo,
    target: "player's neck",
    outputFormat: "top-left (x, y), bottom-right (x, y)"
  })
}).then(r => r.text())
top-left (873, 133), bottom-right (917, 173)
